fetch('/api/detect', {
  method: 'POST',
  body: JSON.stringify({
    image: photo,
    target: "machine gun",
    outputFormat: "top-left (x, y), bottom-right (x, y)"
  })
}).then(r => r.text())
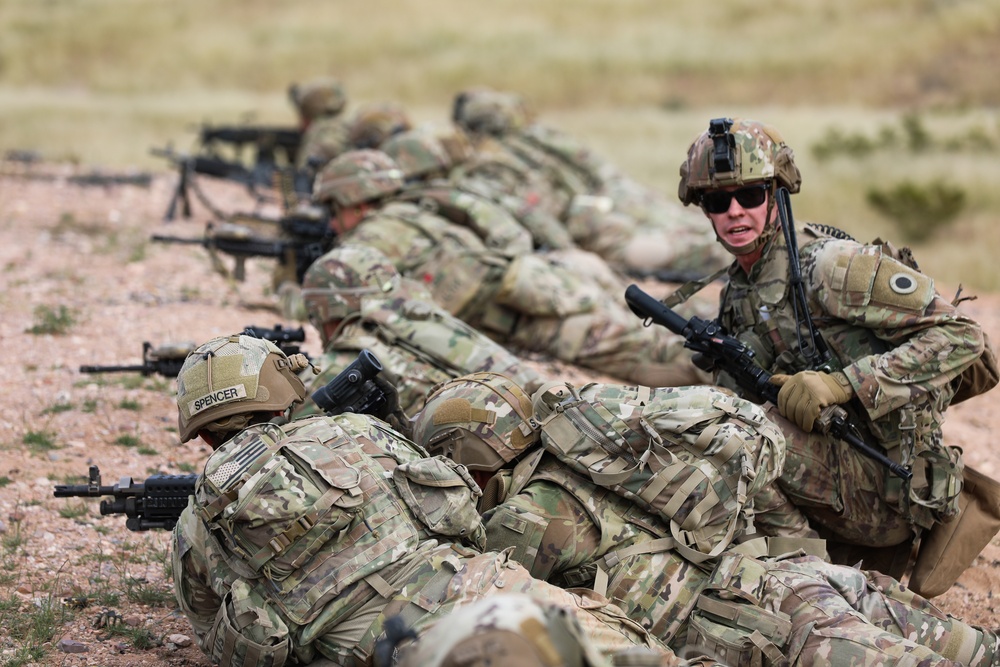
top-left (55, 350), bottom-right (390, 531)
top-left (151, 146), bottom-right (313, 221)
top-left (151, 222), bottom-right (330, 283)
top-left (198, 124), bottom-right (302, 166)
top-left (80, 325), bottom-right (310, 378)
top-left (624, 283), bottom-right (911, 480)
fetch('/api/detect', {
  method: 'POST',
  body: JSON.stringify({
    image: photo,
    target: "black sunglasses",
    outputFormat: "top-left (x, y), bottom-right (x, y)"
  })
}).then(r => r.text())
top-left (700, 184), bottom-right (769, 214)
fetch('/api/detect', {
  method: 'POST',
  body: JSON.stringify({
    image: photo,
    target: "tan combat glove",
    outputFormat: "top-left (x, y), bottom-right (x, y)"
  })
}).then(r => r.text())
top-left (770, 370), bottom-right (854, 433)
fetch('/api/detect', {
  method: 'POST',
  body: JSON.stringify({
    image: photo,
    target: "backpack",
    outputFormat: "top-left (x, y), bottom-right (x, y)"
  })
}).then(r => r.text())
top-left (533, 383), bottom-right (785, 563)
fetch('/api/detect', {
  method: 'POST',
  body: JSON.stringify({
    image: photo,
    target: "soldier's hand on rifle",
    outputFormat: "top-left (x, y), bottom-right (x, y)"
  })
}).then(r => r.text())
top-left (770, 370), bottom-right (854, 433)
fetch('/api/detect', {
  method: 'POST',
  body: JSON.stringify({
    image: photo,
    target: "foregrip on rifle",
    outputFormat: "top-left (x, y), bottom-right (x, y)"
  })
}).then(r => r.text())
top-left (625, 284), bottom-right (911, 480)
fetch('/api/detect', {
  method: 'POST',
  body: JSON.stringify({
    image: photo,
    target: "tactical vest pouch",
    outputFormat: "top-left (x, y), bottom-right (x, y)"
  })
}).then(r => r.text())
top-left (909, 464), bottom-right (1000, 598)
top-left (685, 598), bottom-right (791, 667)
top-left (214, 436), bottom-right (365, 579)
top-left (198, 419), bottom-right (423, 625)
top-left (495, 254), bottom-right (601, 317)
top-left (537, 385), bottom-right (784, 562)
top-left (208, 581), bottom-right (290, 667)
top-left (685, 552), bottom-right (792, 667)
top-left (392, 456), bottom-right (486, 549)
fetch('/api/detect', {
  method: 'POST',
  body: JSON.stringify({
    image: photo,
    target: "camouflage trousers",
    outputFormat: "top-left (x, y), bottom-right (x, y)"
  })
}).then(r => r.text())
top-left (697, 553), bottom-right (999, 667)
top-left (764, 404), bottom-right (915, 548)
top-left (485, 479), bottom-right (999, 666)
top-left (309, 542), bottom-right (681, 666)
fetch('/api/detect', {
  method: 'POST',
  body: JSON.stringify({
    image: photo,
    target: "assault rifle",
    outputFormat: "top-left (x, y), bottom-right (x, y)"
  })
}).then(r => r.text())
top-left (624, 283), bottom-right (911, 480)
top-left (151, 222), bottom-right (330, 283)
top-left (80, 325), bottom-right (310, 378)
top-left (55, 350), bottom-right (390, 531)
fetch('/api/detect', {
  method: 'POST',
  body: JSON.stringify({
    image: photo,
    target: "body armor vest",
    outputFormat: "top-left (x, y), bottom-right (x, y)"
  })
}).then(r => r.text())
top-left (195, 414), bottom-right (482, 627)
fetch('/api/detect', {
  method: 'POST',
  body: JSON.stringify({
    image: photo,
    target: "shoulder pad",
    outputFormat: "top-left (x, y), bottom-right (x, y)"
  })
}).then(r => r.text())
top-left (815, 242), bottom-right (934, 312)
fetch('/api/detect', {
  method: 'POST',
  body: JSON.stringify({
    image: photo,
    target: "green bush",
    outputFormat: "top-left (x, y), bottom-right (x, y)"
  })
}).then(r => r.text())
top-left (866, 180), bottom-right (966, 242)
top-left (25, 305), bottom-right (75, 335)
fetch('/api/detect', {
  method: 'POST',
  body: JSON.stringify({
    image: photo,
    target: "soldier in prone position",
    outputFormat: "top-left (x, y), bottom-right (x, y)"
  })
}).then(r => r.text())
top-left (411, 372), bottom-right (1000, 667)
top-left (291, 242), bottom-right (544, 421)
top-left (169, 333), bottom-right (716, 667)
top-left (308, 149), bottom-right (708, 388)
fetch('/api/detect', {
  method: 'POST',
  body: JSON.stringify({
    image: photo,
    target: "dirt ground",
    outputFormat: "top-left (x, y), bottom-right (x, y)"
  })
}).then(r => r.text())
top-left (1, 167), bottom-right (998, 665)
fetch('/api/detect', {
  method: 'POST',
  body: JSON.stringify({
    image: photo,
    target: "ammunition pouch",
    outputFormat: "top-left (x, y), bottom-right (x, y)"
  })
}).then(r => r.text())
top-left (208, 583), bottom-right (290, 667)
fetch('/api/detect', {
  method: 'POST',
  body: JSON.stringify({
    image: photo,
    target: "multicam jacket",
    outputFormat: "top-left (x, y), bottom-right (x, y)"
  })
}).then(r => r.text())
top-left (717, 221), bottom-right (985, 529)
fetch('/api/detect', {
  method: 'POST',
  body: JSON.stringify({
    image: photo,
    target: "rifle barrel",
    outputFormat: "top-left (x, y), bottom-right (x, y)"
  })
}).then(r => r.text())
top-left (79, 364), bottom-right (149, 374)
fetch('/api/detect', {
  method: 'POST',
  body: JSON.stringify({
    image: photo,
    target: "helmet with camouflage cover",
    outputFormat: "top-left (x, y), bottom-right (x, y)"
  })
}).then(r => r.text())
top-left (381, 129), bottom-right (452, 181)
top-left (395, 594), bottom-right (613, 667)
top-left (289, 77), bottom-right (348, 123)
top-left (412, 372), bottom-right (539, 473)
top-left (347, 101), bottom-right (413, 149)
top-left (175, 334), bottom-right (308, 443)
top-left (452, 88), bottom-right (534, 136)
top-left (312, 149), bottom-right (404, 208)
top-left (678, 117), bottom-right (801, 206)
top-left (301, 244), bottom-right (401, 345)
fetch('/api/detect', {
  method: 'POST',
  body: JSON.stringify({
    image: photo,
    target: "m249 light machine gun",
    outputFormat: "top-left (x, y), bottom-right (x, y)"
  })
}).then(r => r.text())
top-left (151, 222), bottom-right (330, 283)
top-left (79, 325), bottom-right (310, 378)
top-left (55, 350), bottom-right (393, 531)
top-left (624, 283), bottom-right (911, 480)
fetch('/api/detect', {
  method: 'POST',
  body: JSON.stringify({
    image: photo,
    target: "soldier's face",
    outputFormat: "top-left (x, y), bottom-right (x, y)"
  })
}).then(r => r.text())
top-left (703, 185), bottom-right (772, 252)
top-left (331, 204), bottom-right (369, 234)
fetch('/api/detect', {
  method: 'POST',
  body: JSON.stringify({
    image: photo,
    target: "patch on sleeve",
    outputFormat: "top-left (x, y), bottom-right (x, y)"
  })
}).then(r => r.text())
top-left (871, 257), bottom-right (934, 311)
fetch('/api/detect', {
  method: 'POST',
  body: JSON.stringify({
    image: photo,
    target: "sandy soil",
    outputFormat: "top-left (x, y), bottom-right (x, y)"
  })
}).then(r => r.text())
top-left (1, 167), bottom-right (998, 665)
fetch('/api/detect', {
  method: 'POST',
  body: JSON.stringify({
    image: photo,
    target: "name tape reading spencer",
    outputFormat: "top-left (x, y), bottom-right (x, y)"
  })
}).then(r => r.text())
top-left (189, 385), bottom-right (248, 415)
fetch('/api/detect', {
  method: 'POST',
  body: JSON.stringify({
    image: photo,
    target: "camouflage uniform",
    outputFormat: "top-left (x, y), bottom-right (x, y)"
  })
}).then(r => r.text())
top-left (411, 376), bottom-right (1000, 667)
top-left (171, 412), bottom-right (686, 667)
top-left (294, 245), bottom-right (543, 420)
top-left (715, 222), bottom-right (982, 550)
top-left (452, 88), bottom-right (730, 276)
top-left (342, 200), bottom-right (703, 387)
top-left (313, 149), bottom-right (707, 388)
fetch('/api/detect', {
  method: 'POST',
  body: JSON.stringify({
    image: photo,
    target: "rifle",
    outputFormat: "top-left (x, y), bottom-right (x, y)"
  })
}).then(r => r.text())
top-left (55, 350), bottom-right (390, 531)
top-left (151, 223), bottom-right (330, 283)
top-left (151, 146), bottom-right (313, 221)
top-left (624, 283), bottom-right (911, 480)
top-left (80, 325), bottom-right (310, 378)
top-left (198, 124), bottom-right (302, 166)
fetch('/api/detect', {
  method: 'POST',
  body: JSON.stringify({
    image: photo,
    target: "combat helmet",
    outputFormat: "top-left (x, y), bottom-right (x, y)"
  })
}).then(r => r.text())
top-left (394, 594), bottom-right (614, 667)
top-left (347, 101), bottom-right (413, 149)
top-left (412, 372), bottom-right (539, 473)
top-left (381, 129), bottom-right (452, 181)
top-left (301, 244), bottom-right (401, 345)
top-left (289, 77), bottom-right (348, 123)
top-left (312, 149), bottom-right (404, 208)
top-left (678, 117), bottom-right (801, 206)
top-left (452, 88), bottom-right (534, 136)
top-left (679, 118), bottom-right (802, 255)
top-left (176, 334), bottom-right (308, 443)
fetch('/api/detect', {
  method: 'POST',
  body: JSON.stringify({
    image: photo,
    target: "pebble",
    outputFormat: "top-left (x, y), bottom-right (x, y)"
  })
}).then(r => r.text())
top-left (168, 633), bottom-right (192, 648)
top-left (57, 638), bottom-right (89, 654)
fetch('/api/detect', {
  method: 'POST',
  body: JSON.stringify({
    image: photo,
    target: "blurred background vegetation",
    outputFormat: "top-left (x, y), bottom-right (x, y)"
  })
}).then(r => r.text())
top-left (1, 0), bottom-right (999, 289)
